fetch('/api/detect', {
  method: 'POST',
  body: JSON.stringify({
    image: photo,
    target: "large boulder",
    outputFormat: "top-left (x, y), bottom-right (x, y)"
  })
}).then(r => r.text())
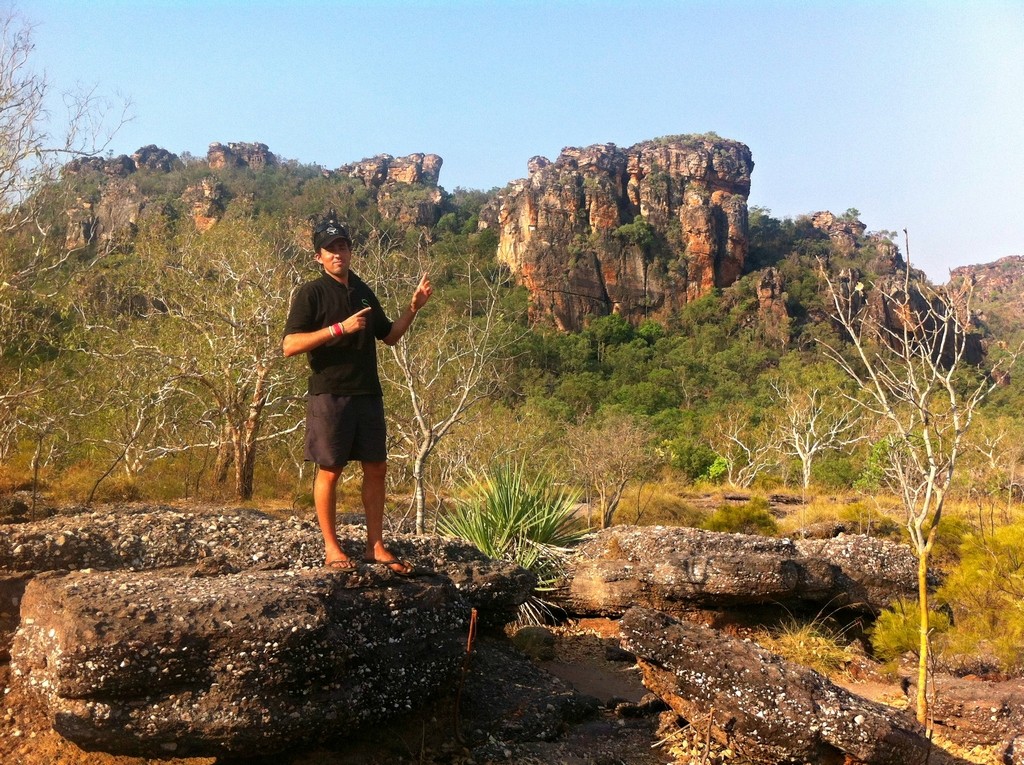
top-left (553, 526), bottom-right (917, 617)
top-left (10, 565), bottom-right (468, 758)
top-left (620, 607), bottom-right (963, 765)
top-left (905, 672), bottom-right (1024, 749)
top-left (1, 504), bottom-right (642, 764)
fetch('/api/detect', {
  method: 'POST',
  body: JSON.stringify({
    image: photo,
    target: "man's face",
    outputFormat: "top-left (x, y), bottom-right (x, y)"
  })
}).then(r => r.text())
top-left (316, 238), bottom-right (352, 280)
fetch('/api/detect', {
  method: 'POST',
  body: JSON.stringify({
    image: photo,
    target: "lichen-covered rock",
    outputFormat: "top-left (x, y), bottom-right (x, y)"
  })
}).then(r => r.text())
top-left (553, 526), bottom-right (917, 617)
top-left (620, 606), bottom-right (941, 765)
top-left (490, 135), bottom-right (753, 330)
top-left (0, 505), bottom-right (535, 651)
top-left (11, 566), bottom-right (468, 757)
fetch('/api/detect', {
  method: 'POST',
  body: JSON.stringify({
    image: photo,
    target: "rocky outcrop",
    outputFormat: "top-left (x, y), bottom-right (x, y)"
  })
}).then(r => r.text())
top-left (64, 180), bottom-right (145, 250)
top-left (12, 566), bottom-right (468, 757)
top-left (552, 526), bottom-right (917, 617)
top-left (756, 266), bottom-right (791, 347)
top-left (950, 255), bottom-right (1024, 331)
top-left (490, 135), bottom-right (753, 330)
top-left (62, 145), bottom-right (181, 248)
top-left (63, 155), bottom-right (136, 179)
top-left (337, 153), bottom-right (445, 227)
top-left (182, 177), bottom-right (227, 231)
top-left (64, 146), bottom-right (179, 178)
top-left (810, 210), bottom-right (866, 253)
top-left (830, 265), bottom-right (986, 367)
top-left (2, 505), bottom-right (535, 758)
top-left (131, 145), bottom-right (179, 173)
top-left (338, 153), bottom-right (443, 188)
top-left (207, 141), bottom-right (276, 170)
top-left (620, 607), bottom-right (952, 765)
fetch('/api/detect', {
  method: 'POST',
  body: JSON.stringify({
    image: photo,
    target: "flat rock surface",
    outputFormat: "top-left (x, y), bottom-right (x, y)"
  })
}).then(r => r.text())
top-left (555, 525), bottom-right (917, 616)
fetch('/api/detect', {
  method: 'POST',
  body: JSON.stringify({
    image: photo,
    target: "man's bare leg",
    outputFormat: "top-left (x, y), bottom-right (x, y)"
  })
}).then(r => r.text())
top-left (314, 464), bottom-right (353, 567)
top-left (361, 460), bottom-right (412, 573)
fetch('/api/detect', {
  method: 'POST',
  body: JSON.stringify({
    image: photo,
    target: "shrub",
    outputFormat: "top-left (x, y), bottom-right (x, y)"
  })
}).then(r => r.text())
top-left (935, 522), bottom-right (1024, 673)
top-left (438, 462), bottom-right (586, 623)
top-left (835, 501), bottom-right (902, 538)
top-left (869, 597), bottom-right (951, 663)
top-left (665, 437), bottom-right (717, 482)
top-left (700, 496), bottom-right (778, 535)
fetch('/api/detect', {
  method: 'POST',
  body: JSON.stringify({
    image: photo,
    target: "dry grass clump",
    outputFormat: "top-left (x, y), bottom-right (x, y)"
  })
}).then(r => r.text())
top-left (614, 479), bottom-right (706, 527)
top-left (754, 616), bottom-right (856, 678)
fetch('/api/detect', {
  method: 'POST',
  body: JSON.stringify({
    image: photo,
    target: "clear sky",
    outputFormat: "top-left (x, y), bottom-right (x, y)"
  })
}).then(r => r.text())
top-left (25, 0), bottom-right (1024, 281)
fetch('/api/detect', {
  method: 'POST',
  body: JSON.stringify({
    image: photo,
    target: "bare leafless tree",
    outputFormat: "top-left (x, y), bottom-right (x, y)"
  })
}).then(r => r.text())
top-left (769, 379), bottom-right (863, 493)
top-left (710, 407), bottom-right (781, 488)
top-left (0, 8), bottom-right (128, 481)
top-left (568, 413), bottom-right (661, 528)
top-left (819, 240), bottom-right (1020, 725)
top-left (363, 237), bottom-right (524, 533)
top-left (125, 218), bottom-right (306, 500)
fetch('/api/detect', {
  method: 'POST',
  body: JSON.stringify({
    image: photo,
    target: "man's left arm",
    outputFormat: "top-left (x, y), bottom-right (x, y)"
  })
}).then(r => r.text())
top-left (382, 273), bottom-right (432, 346)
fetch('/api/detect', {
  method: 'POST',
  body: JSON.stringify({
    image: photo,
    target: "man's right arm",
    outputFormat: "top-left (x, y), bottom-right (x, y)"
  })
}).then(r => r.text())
top-left (282, 329), bottom-right (332, 357)
top-left (282, 306), bottom-right (374, 357)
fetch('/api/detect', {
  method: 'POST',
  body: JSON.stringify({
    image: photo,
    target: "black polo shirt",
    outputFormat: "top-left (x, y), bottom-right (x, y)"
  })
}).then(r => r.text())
top-left (284, 271), bottom-right (393, 395)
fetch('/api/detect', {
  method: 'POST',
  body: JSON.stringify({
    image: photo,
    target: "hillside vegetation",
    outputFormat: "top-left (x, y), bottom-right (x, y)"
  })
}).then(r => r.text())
top-left (2, 147), bottom-right (1022, 527)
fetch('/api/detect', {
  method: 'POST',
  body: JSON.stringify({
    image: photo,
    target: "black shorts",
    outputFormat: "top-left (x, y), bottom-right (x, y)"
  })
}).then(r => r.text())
top-left (304, 394), bottom-right (387, 467)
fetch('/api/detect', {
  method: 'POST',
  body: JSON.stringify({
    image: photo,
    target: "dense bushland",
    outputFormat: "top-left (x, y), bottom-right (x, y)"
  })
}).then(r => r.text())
top-left (3, 155), bottom-right (1022, 528)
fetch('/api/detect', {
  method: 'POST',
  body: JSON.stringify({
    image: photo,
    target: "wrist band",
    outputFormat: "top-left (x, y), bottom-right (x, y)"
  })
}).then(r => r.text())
top-left (328, 322), bottom-right (344, 337)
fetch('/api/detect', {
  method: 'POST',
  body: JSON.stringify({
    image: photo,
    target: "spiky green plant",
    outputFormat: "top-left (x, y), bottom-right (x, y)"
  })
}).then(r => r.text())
top-left (438, 461), bottom-right (587, 623)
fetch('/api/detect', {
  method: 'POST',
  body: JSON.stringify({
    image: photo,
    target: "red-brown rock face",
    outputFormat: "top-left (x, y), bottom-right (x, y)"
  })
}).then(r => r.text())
top-left (491, 136), bottom-right (753, 330)
top-left (810, 210), bottom-right (866, 253)
top-left (337, 153), bottom-right (445, 227)
top-left (949, 255), bottom-right (1024, 330)
top-left (207, 142), bottom-right (276, 170)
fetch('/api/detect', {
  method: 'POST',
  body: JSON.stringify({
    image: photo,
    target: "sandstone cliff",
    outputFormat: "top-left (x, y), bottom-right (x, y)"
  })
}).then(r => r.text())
top-left (949, 255), bottom-right (1024, 332)
top-left (207, 141), bottom-right (276, 170)
top-left (487, 135), bottom-right (753, 330)
top-left (336, 152), bottom-right (445, 227)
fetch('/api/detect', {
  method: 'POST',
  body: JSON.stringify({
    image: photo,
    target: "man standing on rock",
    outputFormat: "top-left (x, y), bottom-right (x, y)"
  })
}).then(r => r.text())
top-left (283, 211), bottom-right (432, 574)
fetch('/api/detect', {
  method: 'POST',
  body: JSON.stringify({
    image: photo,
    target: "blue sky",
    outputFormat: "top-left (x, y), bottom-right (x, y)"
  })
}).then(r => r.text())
top-left (26, 0), bottom-right (1024, 281)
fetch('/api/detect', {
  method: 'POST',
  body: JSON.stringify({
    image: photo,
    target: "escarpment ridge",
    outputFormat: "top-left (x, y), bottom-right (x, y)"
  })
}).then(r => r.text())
top-left (485, 135), bottom-right (754, 330)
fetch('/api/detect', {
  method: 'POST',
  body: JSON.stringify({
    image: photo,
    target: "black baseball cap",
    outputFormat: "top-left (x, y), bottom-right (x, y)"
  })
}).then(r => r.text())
top-left (312, 213), bottom-right (351, 252)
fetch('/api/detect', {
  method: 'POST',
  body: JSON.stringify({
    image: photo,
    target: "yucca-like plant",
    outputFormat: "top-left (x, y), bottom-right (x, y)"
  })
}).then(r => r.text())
top-left (438, 461), bottom-right (587, 623)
